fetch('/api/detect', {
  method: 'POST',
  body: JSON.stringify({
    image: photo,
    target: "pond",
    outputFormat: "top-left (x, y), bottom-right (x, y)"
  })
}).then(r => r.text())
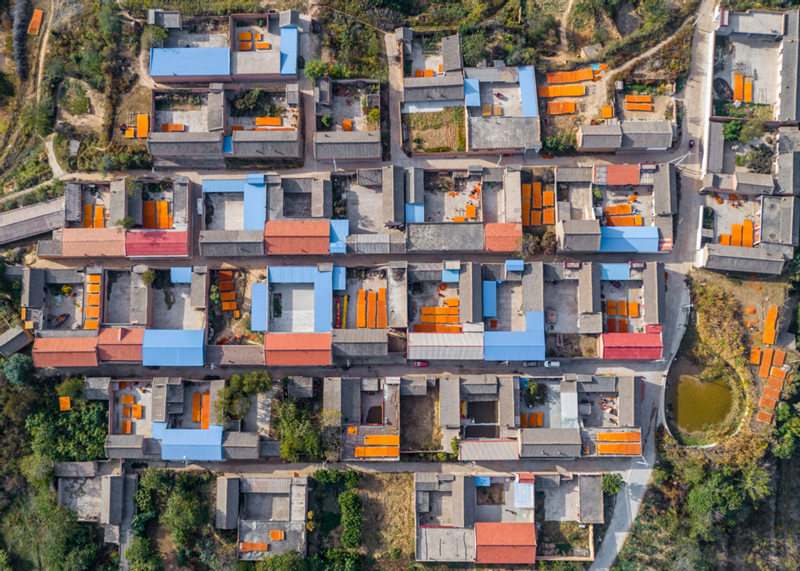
top-left (667, 358), bottom-right (733, 434)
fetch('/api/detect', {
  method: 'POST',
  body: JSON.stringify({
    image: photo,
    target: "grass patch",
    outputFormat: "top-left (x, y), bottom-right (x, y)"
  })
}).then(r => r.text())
top-left (403, 107), bottom-right (465, 153)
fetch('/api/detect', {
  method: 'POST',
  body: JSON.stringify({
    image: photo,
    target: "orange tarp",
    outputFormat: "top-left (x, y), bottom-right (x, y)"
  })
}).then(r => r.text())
top-left (367, 291), bottom-right (377, 328)
top-left (542, 209), bottom-right (555, 225)
top-left (86, 294), bottom-right (100, 306)
top-left (597, 432), bottom-right (640, 441)
top-left (94, 206), bottom-right (104, 228)
top-left (607, 318), bottom-right (617, 333)
top-left (543, 191), bottom-right (555, 207)
top-left (772, 367), bottom-right (788, 380)
top-left (88, 275), bottom-right (101, 284)
top-left (86, 306), bottom-right (100, 319)
top-left (365, 434), bottom-right (400, 445)
top-left (132, 404), bottom-right (143, 419)
top-left (522, 200), bottom-right (530, 225)
top-left (720, 234), bottom-right (731, 245)
top-left (59, 396), bottom-right (71, 411)
top-left (733, 74), bottom-right (744, 101)
top-left (240, 543), bottom-right (269, 552)
top-left (764, 328), bottom-right (777, 345)
top-left (547, 69), bottom-right (594, 84)
top-left (255, 42), bottom-right (270, 49)
top-left (601, 106), bottom-right (613, 119)
top-left (270, 530), bottom-right (285, 541)
top-left (256, 117), bottom-right (282, 126)
top-left (625, 94), bottom-right (652, 103)
top-left (357, 290), bottom-right (366, 328)
top-left (143, 202), bottom-right (157, 229)
top-left (750, 348), bottom-right (761, 365)
top-left (522, 184), bottom-right (532, 199)
top-left (137, 114), bottom-right (149, 138)
top-left (88, 284), bottom-right (100, 293)
top-left (466, 204), bottom-right (477, 218)
top-left (626, 103), bottom-right (653, 111)
top-left (222, 301), bottom-right (237, 311)
top-left (521, 414), bottom-right (528, 428)
top-left (421, 315), bottom-right (459, 323)
top-left (764, 386), bottom-right (781, 399)
top-left (238, 32), bottom-right (252, 41)
top-left (773, 350), bottom-right (786, 367)
top-left (121, 395), bottom-right (135, 404)
top-left (28, 9), bottom-right (43, 35)
top-left (547, 101), bottom-right (576, 115)
top-left (239, 42), bottom-right (253, 51)
top-left (538, 85), bottom-right (586, 98)
top-left (343, 120), bottom-right (352, 132)
top-left (201, 392), bottom-right (210, 429)
top-left (597, 442), bottom-right (642, 455)
top-left (219, 281), bottom-right (234, 292)
top-left (756, 411), bottom-right (773, 424)
top-left (82, 204), bottom-right (91, 227)
top-left (759, 348), bottom-right (774, 378)
top-left (355, 446), bottom-right (400, 457)
top-left (445, 325), bottom-right (461, 333)
top-left (618, 301), bottom-right (627, 317)
top-left (531, 210), bottom-right (542, 226)
top-left (421, 307), bottom-right (459, 315)
top-left (221, 292), bottom-right (236, 302)
top-left (605, 204), bottom-right (632, 215)
top-left (377, 288), bottom-right (387, 329)
top-left (444, 298), bottom-right (459, 307)
top-left (121, 420), bottom-right (131, 435)
top-left (731, 224), bottom-right (743, 247)
top-left (532, 182), bottom-right (543, 209)
top-left (606, 215), bottom-right (636, 227)
top-left (628, 302), bottom-right (639, 318)
top-left (760, 396), bottom-right (777, 410)
top-left (157, 201), bottom-right (169, 229)
top-left (192, 392), bottom-right (201, 422)
top-left (618, 320), bottom-right (629, 333)
top-left (607, 300), bottom-right (617, 316)
top-left (767, 376), bottom-right (785, 390)
top-left (123, 405), bottom-right (131, 418)
top-left (84, 320), bottom-right (98, 330)
top-left (743, 220), bottom-right (754, 248)
top-left (744, 77), bottom-right (753, 103)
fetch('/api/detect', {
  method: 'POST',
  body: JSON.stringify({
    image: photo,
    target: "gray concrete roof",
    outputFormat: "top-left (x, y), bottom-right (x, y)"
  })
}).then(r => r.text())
top-left (233, 130), bottom-right (301, 159)
top-left (469, 116), bottom-right (541, 151)
top-left (207, 89), bottom-right (225, 132)
top-left (618, 376), bottom-right (637, 428)
top-left (578, 262), bottom-right (600, 314)
top-left (643, 262), bottom-right (665, 325)
top-left (100, 475), bottom-right (123, 525)
top-left (441, 35), bottom-right (463, 72)
top-left (439, 376), bottom-right (461, 428)
top-left (0, 197), bottom-right (65, 245)
top-left (84, 377), bottom-right (110, 400)
top-left (405, 167), bottom-right (424, 204)
top-left (780, 10), bottom-right (800, 122)
top-left (314, 131), bottom-right (381, 161)
top-left (407, 223), bottom-right (484, 252)
top-left (778, 127), bottom-right (800, 195)
top-left (22, 267), bottom-right (45, 308)
top-left (190, 265), bottom-right (207, 309)
top-left (620, 121), bottom-right (673, 149)
top-left (148, 9), bottom-right (181, 28)
top-left (459, 262), bottom-right (483, 323)
top-left (0, 325), bottom-right (32, 357)
top-left (735, 172), bottom-right (775, 195)
top-left (288, 376), bottom-right (314, 399)
top-left (416, 527), bottom-right (475, 562)
top-left (558, 220), bottom-right (601, 251)
top-left (707, 121), bottom-right (724, 174)
top-left (761, 195), bottom-right (800, 246)
top-left (498, 375), bottom-right (519, 428)
top-left (323, 377), bottom-right (361, 424)
top-left (452, 475), bottom-right (475, 528)
top-left (727, 9), bottom-right (786, 35)
top-left (700, 243), bottom-right (786, 274)
top-left (332, 328), bottom-right (389, 358)
top-left (216, 476), bottom-right (239, 529)
top-left (65, 183), bottom-right (82, 222)
top-left (519, 428), bottom-right (582, 458)
top-left (556, 166), bottom-right (593, 182)
top-left (383, 165), bottom-right (405, 224)
top-left (395, 27), bottom-right (412, 42)
top-left (579, 124), bottom-right (622, 149)
top-left (653, 163), bottom-right (677, 216)
top-left (402, 74), bottom-right (464, 103)
top-left (579, 475), bottom-right (604, 524)
top-left (222, 432), bottom-right (260, 459)
top-left (522, 262), bottom-right (544, 312)
top-left (104, 435), bottom-right (145, 459)
top-left (147, 132), bottom-right (223, 156)
top-left (199, 231), bottom-right (265, 256)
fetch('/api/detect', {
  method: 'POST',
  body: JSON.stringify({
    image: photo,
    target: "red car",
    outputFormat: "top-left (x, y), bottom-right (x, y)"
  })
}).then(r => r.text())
top-left (413, 361), bottom-right (428, 367)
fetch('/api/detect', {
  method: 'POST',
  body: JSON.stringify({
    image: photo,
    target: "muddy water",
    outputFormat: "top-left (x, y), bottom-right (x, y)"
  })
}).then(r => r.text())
top-left (668, 358), bottom-right (733, 433)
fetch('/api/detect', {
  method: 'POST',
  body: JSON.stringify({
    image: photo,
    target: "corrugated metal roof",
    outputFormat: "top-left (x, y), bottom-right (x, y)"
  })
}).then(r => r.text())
top-left (142, 330), bottom-right (205, 366)
top-left (243, 181), bottom-right (267, 232)
top-left (405, 203), bottom-right (425, 223)
top-left (0, 197), bottom-right (65, 244)
top-left (482, 280), bottom-right (497, 317)
top-left (442, 268), bottom-right (460, 283)
top-left (518, 66), bottom-right (539, 117)
top-left (332, 266), bottom-right (346, 290)
top-left (599, 226), bottom-right (659, 252)
top-left (600, 332), bottom-right (663, 359)
top-left (158, 425), bottom-right (223, 461)
top-left (561, 390), bottom-right (579, 428)
top-left (280, 27), bottom-right (298, 75)
top-left (268, 266), bottom-right (317, 283)
top-left (599, 263), bottom-right (630, 281)
top-left (150, 47), bottom-right (231, 77)
top-left (464, 78), bottom-right (480, 107)
top-left (314, 268), bottom-right (332, 333)
top-left (505, 259), bottom-right (524, 272)
top-left (170, 267), bottom-right (192, 284)
top-left (459, 439), bottom-right (519, 460)
top-left (251, 283), bottom-right (268, 332)
top-left (514, 482), bottom-right (535, 508)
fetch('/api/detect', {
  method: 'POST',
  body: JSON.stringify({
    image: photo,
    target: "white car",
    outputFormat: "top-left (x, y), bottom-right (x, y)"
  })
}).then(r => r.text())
top-left (543, 360), bottom-right (561, 368)
top-left (196, 198), bottom-right (203, 215)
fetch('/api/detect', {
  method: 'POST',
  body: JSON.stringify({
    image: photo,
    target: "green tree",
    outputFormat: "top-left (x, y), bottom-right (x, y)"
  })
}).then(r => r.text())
top-left (305, 59), bottom-right (328, 81)
top-left (256, 550), bottom-right (307, 571)
top-left (328, 63), bottom-right (349, 79)
top-left (0, 549), bottom-right (10, 571)
top-left (461, 31), bottom-right (488, 67)
top-left (602, 473), bottom-right (624, 495)
top-left (161, 488), bottom-right (207, 546)
top-left (339, 489), bottom-right (363, 548)
top-left (366, 108), bottom-right (380, 124)
top-left (242, 371), bottom-right (272, 394)
top-left (142, 25), bottom-right (169, 49)
top-left (321, 115), bottom-right (333, 128)
top-left (738, 119), bottom-right (765, 143)
top-left (722, 120), bottom-right (742, 142)
top-left (274, 398), bottom-right (322, 462)
top-left (98, 5), bottom-right (121, 38)
top-left (21, 454), bottom-right (53, 489)
top-left (141, 270), bottom-right (156, 286)
top-left (126, 537), bottom-right (164, 571)
top-left (26, 402), bottom-right (108, 462)
top-left (116, 216), bottom-right (137, 231)
top-left (55, 377), bottom-right (85, 400)
top-left (4, 353), bottom-right (33, 386)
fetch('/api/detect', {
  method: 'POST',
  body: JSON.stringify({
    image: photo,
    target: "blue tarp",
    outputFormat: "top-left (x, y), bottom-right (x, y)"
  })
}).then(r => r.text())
top-left (599, 227), bottom-right (660, 253)
top-left (202, 179), bottom-right (246, 193)
top-left (150, 47), bottom-right (230, 77)
top-left (405, 203), bottom-right (425, 223)
top-left (330, 220), bottom-right (350, 254)
top-left (483, 280), bottom-right (497, 317)
top-left (170, 267), bottom-right (192, 284)
top-left (156, 424), bottom-right (223, 461)
top-left (314, 269), bottom-right (333, 333)
top-left (600, 263), bottom-right (631, 281)
top-left (251, 283), bottom-right (268, 331)
top-left (243, 181), bottom-right (266, 232)
top-left (475, 476), bottom-right (491, 486)
top-left (483, 311), bottom-right (545, 361)
top-left (333, 266), bottom-right (346, 291)
top-left (442, 268), bottom-right (460, 283)
top-left (142, 330), bottom-right (205, 367)
top-left (505, 259), bottom-right (524, 272)
top-left (519, 66), bottom-right (539, 118)
top-left (268, 266), bottom-right (317, 283)
top-left (223, 136), bottom-right (232, 154)
top-left (280, 27), bottom-right (298, 75)
top-left (464, 78), bottom-right (481, 107)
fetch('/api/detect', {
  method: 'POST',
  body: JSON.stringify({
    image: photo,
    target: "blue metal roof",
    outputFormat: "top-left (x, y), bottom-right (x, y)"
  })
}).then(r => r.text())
top-left (268, 266), bottom-right (317, 283)
top-left (505, 259), bottom-right (524, 272)
top-left (314, 269), bottom-right (332, 333)
top-left (158, 425), bottom-right (223, 461)
top-left (483, 311), bottom-right (545, 361)
top-left (202, 179), bottom-right (246, 193)
top-left (519, 66), bottom-right (539, 118)
top-left (280, 27), bottom-right (298, 76)
top-left (442, 268), bottom-right (460, 283)
top-left (600, 263), bottom-right (631, 281)
top-left (170, 267), bottom-right (192, 284)
top-left (251, 283), bottom-right (268, 331)
top-left (333, 266), bottom-right (346, 291)
top-left (526, 311), bottom-right (545, 333)
top-left (243, 181), bottom-right (266, 231)
top-left (475, 476), bottom-right (491, 486)
top-left (142, 330), bottom-right (205, 367)
top-left (330, 219), bottom-right (350, 253)
top-left (405, 203), bottom-right (425, 223)
top-left (483, 280), bottom-right (497, 317)
top-left (223, 136), bottom-right (233, 154)
top-left (599, 227), bottom-right (659, 253)
top-left (464, 78), bottom-right (481, 107)
top-left (149, 47), bottom-right (230, 78)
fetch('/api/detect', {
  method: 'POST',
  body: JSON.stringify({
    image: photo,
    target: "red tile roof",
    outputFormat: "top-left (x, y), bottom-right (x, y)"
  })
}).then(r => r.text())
top-left (33, 336), bottom-right (98, 367)
top-left (126, 231), bottom-right (189, 257)
top-left (264, 333), bottom-right (331, 366)
top-left (604, 164), bottom-right (640, 186)
top-left (264, 221), bottom-right (329, 255)
top-left (475, 522), bottom-right (537, 564)
top-left (61, 228), bottom-right (126, 258)
top-left (97, 327), bottom-right (144, 362)
top-left (599, 332), bottom-right (663, 359)
top-left (484, 223), bottom-right (522, 252)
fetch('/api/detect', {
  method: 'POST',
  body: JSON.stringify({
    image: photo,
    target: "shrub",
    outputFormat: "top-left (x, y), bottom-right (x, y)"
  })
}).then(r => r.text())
top-left (722, 120), bottom-right (742, 142)
top-left (4, 353), bottom-right (33, 386)
top-left (602, 473), bottom-right (624, 495)
top-left (274, 398), bottom-right (322, 462)
top-left (116, 216), bottom-right (136, 230)
top-left (256, 550), bottom-right (307, 571)
top-left (141, 270), bottom-right (156, 286)
top-left (366, 108), bottom-right (380, 124)
top-left (339, 490), bottom-right (362, 548)
top-left (55, 377), bottom-right (85, 400)
top-left (343, 470), bottom-right (360, 489)
top-left (126, 537), bottom-right (164, 571)
top-left (305, 59), bottom-right (327, 82)
top-left (161, 488), bottom-right (208, 546)
top-left (142, 25), bottom-right (169, 49)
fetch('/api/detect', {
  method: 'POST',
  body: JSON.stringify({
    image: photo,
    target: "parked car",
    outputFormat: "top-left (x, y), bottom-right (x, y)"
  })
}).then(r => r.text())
top-left (544, 360), bottom-right (561, 368)
top-left (522, 361), bottom-right (542, 367)
top-left (413, 361), bottom-right (428, 367)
